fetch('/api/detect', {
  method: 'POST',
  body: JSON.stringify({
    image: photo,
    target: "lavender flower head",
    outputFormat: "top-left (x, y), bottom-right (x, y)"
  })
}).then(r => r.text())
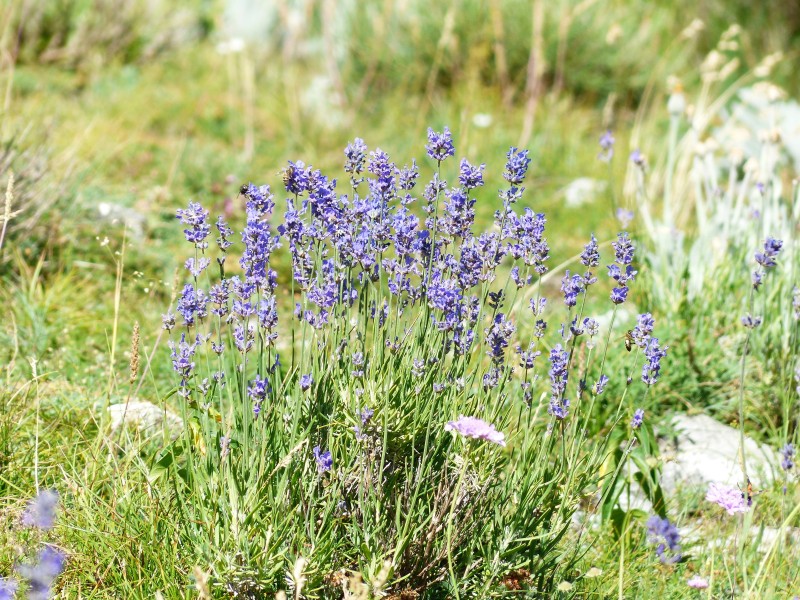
top-left (176, 201), bottom-right (211, 249)
top-left (780, 443), bottom-right (795, 472)
top-left (706, 482), bottom-right (748, 515)
top-left (17, 546), bottom-right (66, 600)
top-left (631, 408), bottom-right (644, 430)
top-left (458, 158), bottom-right (485, 190)
top-left (754, 237), bottom-right (783, 270)
top-left (426, 127), bottom-right (455, 162)
top-left (645, 515), bottom-right (681, 563)
top-left (598, 130), bottom-right (615, 162)
top-left (503, 147), bottom-right (531, 185)
top-left (314, 446), bottom-right (333, 473)
top-left (641, 338), bottom-right (667, 385)
top-left (21, 489), bottom-right (59, 529)
top-left (300, 373), bottom-right (314, 392)
top-left (580, 234), bottom-right (600, 268)
top-left (548, 345), bottom-right (570, 419)
top-left (445, 415), bottom-right (506, 447)
top-left (344, 137), bottom-right (368, 183)
top-left (0, 578), bottom-right (18, 600)
top-left (616, 208), bottom-right (634, 228)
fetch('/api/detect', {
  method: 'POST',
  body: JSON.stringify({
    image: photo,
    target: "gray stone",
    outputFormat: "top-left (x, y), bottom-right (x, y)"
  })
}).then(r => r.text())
top-left (660, 414), bottom-right (779, 494)
top-left (108, 400), bottom-right (183, 439)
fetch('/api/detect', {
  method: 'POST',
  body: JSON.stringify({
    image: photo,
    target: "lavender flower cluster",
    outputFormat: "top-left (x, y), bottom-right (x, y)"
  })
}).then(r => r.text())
top-left (162, 127), bottom-right (667, 469)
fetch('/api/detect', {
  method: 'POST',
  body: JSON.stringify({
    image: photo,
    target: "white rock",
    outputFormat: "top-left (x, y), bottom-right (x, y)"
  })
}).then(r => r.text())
top-left (562, 178), bottom-right (607, 208)
top-left (108, 400), bottom-right (183, 439)
top-left (660, 414), bottom-right (779, 494)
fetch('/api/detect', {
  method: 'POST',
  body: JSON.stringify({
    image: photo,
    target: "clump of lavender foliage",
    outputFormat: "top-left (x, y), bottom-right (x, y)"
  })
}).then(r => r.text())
top-left (159, 126), bottom-right (667, 595)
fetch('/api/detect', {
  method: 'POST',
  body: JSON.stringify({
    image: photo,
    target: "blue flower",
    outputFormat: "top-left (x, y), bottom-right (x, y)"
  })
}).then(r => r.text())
top-left (641, 338), bottom-right (668, 385)
top-left (21, 489), bottom-right (59, 530)
top-left (593, 374), bottom-right (609, 395)
top-left (300, 373), bottom-right (314, 392)
top-left (426, 127), bottom-right (455, 162)
top-left (610, 286), bottom-right (629, 304)
top-left (458, 158), bottom-right (485, 189)
top-left (314, 446), bottom-right (333, 473)
top-left (0, 578), bottom-right (17, 600)
top-left (503, 147), bottom-right (531, 185)
top-left (17, 546), bottom-right (66, 600)
top-left (646, 516), bottom-right (681, 563)
top-left (631, 408), bottom-right (644, 429)
top-left (598, 130), bottom-right (615, 162)
top-left (176, 201), bottom-right (210, 249)
top-left (548, 345), bottom-right (570, 419)
top-left (780, 443), bottom-right (795, 471)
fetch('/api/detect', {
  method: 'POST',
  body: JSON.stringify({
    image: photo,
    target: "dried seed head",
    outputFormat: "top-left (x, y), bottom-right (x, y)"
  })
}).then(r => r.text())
top-left (129, 322), bottom-right (140, 384)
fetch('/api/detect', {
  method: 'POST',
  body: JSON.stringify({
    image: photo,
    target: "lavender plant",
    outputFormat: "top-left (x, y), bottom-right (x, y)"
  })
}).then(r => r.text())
top-left (158, 128), bottom-right (667, 597)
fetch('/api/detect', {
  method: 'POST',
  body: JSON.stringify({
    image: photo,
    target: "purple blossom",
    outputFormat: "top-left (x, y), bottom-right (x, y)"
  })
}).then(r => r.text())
top-left (754, 237), bottom-right (783, 270)
top-left (610, 286), bottom-right (629, 304)
top-left (631, 408), bottom-right (644, 430)
top-left (21, 489), bottom-right (59, 529)
top-left (548, 345), bottom-right (570, 419)
top-left (630, 150), bottom-right (647, 169)
top-left (616, 208), bottom-right (634, 228)
top-left (398, 160), bottom-right (419, 191)
top-left (300, 373), bottom-right (313, 392)
top-left (503, 147), bottom-right (531, 185)
top-left (241, 182), bottom-right (275, 216)
top-left (631, 313), bottom-right (655, 348)
top-left (741, 314), bottom-right (762, 329)
top-left (706, 482), bottom-right (748, 515)
top-left (561, 271), bottom-right (584, 308)
top-left (458, 158), bottom-right (485, 189)
top-left (641, 338), bottom-right (668, 385)
top-left (176, 201), bottom-right (210, 248)
top-left (17, 546), bottom-right (66, 600)
top-left (161, 311), bottom-right (176, 331)
top-left (0, 578), bottom-right (17, 600)
top-left (580, 234), bottom-right (600, 267)
top-left (598, 130), bottom-right (615, 162)
top-left (216, 216), bottom-right (234, 253)
top-left (426, 127), bottom-right (455, 163)
top-left (611, 232), bottom-right (635, 265)
top-left (780, 443), bottom-right (795, 471)
top-left (646, 515), bottom-right (681, 563)
top-left (485, 313), bottom-right (515, 365)
top-left (344, 137), bottom-right (368, 185)
top-left (593, 374), bottom-right (609, 395)
top-left (185, 257), bottom-right (210, 277)
top-left (445, 415), bottom-right (506, 446)
top-left (314, 446), bottom-right (333, 473)
top-left (687, 575), bottom-right (709, 589)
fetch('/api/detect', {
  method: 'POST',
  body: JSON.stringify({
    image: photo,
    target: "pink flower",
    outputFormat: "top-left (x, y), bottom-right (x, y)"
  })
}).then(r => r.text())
top-left (687, 575), bottom-right (709, 589)
top-left (706, 482), bottom-right (748, 515)
top-left (445, 416), bottom-right (506, 447)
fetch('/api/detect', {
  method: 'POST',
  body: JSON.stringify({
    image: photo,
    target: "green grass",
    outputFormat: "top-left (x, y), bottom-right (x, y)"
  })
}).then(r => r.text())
top-left (2, 4), bottom-right (800, 598)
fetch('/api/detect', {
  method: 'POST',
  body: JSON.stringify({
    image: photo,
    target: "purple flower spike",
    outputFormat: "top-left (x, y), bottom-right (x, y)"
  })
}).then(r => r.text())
top-left (426, 127), bottom-right (455, 162)
top-left (300, 373), bottom-right (314, 392)
top-left (598, 130), bottom-right (615, 162)
top-left (631, 408), bottom-right (644, 430)
top-left (313, 446), bottom-right (333, 473)
top-left (0, 578), bottom-right (18, 600)
top-left (21, 489), bottom-right (59, 530)
top-left (645, 515), bottom-right (681, 563)
top-left (445, 416), bottom-right (506, 447)
top-left (17, 546), bottom-right (66, 600)
top-left (706, 482), bottom-right (748, 515)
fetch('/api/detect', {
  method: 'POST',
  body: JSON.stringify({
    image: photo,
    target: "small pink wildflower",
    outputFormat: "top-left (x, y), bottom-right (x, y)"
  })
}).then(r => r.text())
top-left (706, 482), bottom-right (748, 515)
top-left (445, 416), bottom-right (506, 447)
top-left (687, 575), bottom-right (709, 589)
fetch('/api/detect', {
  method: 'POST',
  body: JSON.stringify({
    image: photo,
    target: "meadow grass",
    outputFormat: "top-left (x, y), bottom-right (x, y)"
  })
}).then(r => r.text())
top-left (1, 5), bottom-right (800, 598)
